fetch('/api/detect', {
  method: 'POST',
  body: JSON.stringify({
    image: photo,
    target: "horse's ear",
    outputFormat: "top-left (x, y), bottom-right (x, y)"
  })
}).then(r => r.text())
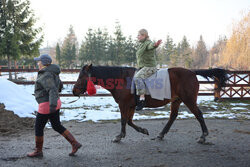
top-left (86, 64), bottom-right (92, 71)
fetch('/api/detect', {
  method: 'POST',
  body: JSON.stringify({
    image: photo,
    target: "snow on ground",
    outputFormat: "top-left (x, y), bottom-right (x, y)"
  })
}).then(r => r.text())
top-left (0, 78), bottom-right (37, 118)
top-left (0, 72), bottom-right (249, 122)
top-left (58, 95), bottom-right (250, 122)
top-left (0, 72), bottom-right (79, 81)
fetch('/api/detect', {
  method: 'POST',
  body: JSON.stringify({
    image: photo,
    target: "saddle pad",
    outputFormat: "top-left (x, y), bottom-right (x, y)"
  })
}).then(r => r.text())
top-left (132, 68), bottom-right (171, 100)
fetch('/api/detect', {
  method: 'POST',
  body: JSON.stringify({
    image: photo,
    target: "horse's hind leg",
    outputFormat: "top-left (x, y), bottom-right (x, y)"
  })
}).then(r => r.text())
top-left (127, 107), bottom-right (149, 135)
top-left (183, 101), bottom-right (209, 144)
top-left (157, 99), bottom-right (181, 140)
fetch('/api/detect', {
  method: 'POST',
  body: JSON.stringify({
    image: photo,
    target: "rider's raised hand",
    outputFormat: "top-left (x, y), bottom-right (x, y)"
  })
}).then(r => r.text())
top-left (154, 40), bottom-right (162, 47)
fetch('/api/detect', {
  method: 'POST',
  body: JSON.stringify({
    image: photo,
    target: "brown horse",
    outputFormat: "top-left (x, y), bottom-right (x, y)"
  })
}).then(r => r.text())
top-left (73, 64), bottom-right (228, 143)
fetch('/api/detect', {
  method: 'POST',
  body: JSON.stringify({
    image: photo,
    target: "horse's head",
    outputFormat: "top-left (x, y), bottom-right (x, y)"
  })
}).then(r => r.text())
top-left (73, 64), bottom-right (93, 96)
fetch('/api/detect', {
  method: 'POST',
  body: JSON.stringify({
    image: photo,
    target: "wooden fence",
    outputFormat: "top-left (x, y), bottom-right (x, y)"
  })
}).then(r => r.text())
top-left (0, 68), bottom-right (249, 100)
top-left (220, 71), bottom-right (250, 99)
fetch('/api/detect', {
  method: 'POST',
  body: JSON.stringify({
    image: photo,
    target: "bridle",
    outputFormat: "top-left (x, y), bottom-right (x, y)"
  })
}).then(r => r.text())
top-left (63, 70), bottom-right (89, 104)
top-left (73, 69), bottom-right (94, 94)
top-left (67, 67), bottom-right (96, 103)
top-left (73, 79), bottom-right (87, 94)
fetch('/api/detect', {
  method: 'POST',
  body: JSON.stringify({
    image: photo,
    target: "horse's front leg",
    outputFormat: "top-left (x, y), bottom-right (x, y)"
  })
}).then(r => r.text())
top-left (112, 103), bottom-right (133, 142)
top-left (112, 103), bottom-right (127, 142)
top-left (127, 108), bottom-right (149, 135)
top-left (112, 118), bottom-right (127, 143)
top-left (127, 119), bottom-right (149, 135)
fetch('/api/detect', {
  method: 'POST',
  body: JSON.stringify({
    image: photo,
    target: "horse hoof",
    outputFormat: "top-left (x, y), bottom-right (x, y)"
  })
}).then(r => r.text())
top-left (142, 128), bottom-right (149, 135)
top-left (112, 138), bottom-right (121, 143)
top-left (157, 135), bottom-right (164, 141)
top-left (197, 138), bottom-right (205, 144)
top-left (112, 135), bottom-right (123, 143)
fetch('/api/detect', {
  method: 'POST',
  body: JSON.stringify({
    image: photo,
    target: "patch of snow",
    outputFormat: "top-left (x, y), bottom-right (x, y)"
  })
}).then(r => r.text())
top-left (0, 78), bottom-right (37, 117)
top-left (231, 107), bottom-right (248, 110)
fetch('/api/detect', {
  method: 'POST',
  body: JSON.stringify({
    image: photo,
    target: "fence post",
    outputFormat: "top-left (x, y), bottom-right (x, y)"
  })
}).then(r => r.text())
top-left (14, 61), bottom-right (18, 69)
top-left (214, 77), bottom-right (221, 101)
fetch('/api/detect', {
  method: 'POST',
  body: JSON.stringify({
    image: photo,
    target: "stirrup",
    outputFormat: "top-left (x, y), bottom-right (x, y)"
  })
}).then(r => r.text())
top-left (135, 100), bottom-right (145, 111)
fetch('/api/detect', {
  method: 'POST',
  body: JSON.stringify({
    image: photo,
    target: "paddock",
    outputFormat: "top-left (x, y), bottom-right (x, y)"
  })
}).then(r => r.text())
top-left (0, 119), bottom-right (249, 167)
top-left (0, 68), bottom-right (249, 166)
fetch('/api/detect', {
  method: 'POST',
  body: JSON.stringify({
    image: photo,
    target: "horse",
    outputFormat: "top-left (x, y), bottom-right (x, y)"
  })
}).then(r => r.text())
top-left (73, 64), bottom-right (228, 143)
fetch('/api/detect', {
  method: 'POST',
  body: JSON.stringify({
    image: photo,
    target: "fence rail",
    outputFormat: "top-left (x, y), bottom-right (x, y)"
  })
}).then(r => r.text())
top-left (220, 71), bottom-right (250, 99)
top-left (0, 68), bottom-right (80, 73)
top-left (1, 68), bottom-right (249, 100)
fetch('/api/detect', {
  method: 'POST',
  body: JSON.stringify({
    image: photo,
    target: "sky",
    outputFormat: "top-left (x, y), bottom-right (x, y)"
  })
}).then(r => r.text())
top-left (30, 0), bottom-right (249, 48)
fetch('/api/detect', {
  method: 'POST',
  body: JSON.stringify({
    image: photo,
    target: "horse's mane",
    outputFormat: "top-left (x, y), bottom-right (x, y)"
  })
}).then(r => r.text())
top-left (91, 66), bottom-right (136, 79)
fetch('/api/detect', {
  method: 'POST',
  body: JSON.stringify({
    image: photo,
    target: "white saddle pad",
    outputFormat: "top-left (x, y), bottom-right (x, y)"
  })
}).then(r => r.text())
top-left (132, 68), bottom-right (171, 100)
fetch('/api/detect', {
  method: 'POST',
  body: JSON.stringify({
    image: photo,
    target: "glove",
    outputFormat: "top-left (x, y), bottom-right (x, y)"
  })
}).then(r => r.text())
top-left (59, 80), bottom-right (63, 93)
top-left (50, 105), bottom-right (57, 114)
top-left (154, 40), bottom-right (162, 47)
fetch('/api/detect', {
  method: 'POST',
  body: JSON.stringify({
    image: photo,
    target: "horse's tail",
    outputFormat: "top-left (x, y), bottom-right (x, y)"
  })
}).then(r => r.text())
top-left (193, 68), bottom-right (229, 89)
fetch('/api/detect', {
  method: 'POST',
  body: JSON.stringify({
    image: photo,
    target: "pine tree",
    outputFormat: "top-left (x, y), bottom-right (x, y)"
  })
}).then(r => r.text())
top-left (124, 36), bottom-right (137, 66)
top-left (100, 29), bottom-right (109, 65)
top-left (0, 0), bottom-right (43, 79)
top-left (71, 44), bottom-right (76, 67)
top-left (106, 36), bottom-right (115, 65)
top-left (113, 21), bottom-right (126, 65)
top-left (95, 28), bottom-right (109, 64)
top-left (173, 43), bottom-right (181, 66)
top-left (78, 42), bottom-right (86, 65)
top-left (193, 35), bottom-right (208, 68)
top-left (78, 23), bottom-right (137, 66)
top-left (61, 25), bottom-right (78, 68)
top-left (180, 36), bottom-right (192, 68)
top-left (163, 35), bottom-right (176, 66)
top-left (79, 28), bottom-right (95, 65)
top-left (61, 40), bottom-right (72, 68)
top-left (56, 43), bottom-right (61, 66)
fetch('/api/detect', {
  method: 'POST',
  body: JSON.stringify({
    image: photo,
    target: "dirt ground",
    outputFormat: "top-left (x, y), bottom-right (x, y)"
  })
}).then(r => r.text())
top-left (0, 105), bottom-right (250, 167)
top-left (0, 103), bottom-right (34, 136)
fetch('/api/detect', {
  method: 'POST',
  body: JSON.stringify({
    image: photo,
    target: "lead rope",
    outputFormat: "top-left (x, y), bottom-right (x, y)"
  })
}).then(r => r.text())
top-left (61, 96), bottom-right (81, 104)
top-left (62, 73), bottom-right (91, 104)
top-left (61, 79), bottom-right (86, 104)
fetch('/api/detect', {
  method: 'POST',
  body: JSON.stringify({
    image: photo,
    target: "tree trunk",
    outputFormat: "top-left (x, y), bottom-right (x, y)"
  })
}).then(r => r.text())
top-left (14, 60), bottom-right (17, 79)
top-left (7, 55), bottom-right (12, 80)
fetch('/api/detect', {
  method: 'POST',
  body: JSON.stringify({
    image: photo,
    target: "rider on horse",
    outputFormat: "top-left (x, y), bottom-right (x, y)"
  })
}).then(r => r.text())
top-left (134, 29), bottom-right (162, 111)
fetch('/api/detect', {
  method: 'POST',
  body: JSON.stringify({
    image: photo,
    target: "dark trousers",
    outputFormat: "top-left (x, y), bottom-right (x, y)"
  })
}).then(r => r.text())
top-left (35, 110), bottom-right (66, 136)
